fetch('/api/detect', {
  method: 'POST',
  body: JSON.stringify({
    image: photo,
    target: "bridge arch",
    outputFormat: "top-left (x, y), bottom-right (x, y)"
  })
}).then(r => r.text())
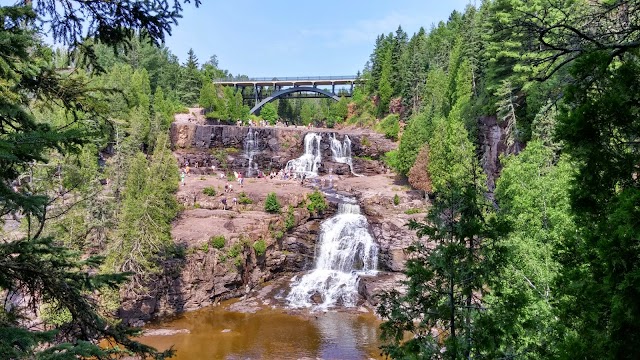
top-left (250, 86), bottom-right (340, 114)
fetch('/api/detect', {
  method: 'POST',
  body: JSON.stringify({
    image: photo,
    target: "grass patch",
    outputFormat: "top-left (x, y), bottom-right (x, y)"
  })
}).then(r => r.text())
top-left (203, 186), bottom-right (217, 196)
top-left (404, 208), bottom-right (422, 215)
top-left (210, 235), bottom-right (225, 249)
top-left (253, 239), bottom-right (267, 256)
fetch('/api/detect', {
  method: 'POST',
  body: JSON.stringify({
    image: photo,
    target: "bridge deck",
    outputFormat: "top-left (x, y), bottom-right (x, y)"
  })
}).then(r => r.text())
top-left (213, 75), bottom-right (359, 87)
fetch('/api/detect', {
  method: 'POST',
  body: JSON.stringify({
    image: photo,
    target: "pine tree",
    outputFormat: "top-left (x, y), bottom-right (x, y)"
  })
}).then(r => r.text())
top-left (0, 1), bottom-right (192, 357)
top-left (378, 115), bottom-right (497, 359)
top-left (178, 48), bottom-right (202, 106)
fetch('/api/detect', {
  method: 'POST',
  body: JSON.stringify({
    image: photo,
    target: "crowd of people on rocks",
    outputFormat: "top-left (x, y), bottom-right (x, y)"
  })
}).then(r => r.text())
top-left (234, 118), bottom-right (317, 129)
top-left (179, 159), bottom-right (337, 211)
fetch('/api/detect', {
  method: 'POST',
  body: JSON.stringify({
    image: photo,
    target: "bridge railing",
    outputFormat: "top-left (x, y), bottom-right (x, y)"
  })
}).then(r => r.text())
top-left (212, 75), bottom-right (359, 82)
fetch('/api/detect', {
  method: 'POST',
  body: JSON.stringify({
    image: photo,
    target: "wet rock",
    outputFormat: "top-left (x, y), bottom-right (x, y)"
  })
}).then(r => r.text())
top-left (310, 292), bottom-right (323, 304)
top-left (358, 272), bottom-right (407, 307)
top-left (143, 328), bottom-right (190, 336)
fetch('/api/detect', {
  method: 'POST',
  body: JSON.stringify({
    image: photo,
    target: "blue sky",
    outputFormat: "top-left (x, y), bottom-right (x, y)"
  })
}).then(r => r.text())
top-left (167, 0), bottom-right (473, 77)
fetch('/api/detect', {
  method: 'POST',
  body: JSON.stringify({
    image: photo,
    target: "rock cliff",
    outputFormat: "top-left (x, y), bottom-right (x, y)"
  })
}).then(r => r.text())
top-left (170, 123), bottom-right (395, 177)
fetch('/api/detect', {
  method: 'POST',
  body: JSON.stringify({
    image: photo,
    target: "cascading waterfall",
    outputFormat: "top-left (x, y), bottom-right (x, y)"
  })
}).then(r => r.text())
top-left (284, 132), bottom-right (322, 177)
top-left (287, 201), bottom-right (378, 309)
top-left (330, 134), bottom-right (362, 177)
top-left (244, 128), bottom-right (260, 177)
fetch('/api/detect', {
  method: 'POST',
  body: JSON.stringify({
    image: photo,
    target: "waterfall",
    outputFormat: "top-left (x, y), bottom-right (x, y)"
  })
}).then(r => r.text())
top-left (287, 202), bottom-right (378, 309)
top-left (330, 134), bottom-right (362, 177)
top-left (284, 132), bottom-right (322, 177)
top-left (244, 128), bottom-right (260, 177)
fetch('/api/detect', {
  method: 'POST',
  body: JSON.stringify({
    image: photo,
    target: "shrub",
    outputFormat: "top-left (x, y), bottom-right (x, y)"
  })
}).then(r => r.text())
top-left (264, 192), bottom-right (281, 213)
top-left (238, 191), bottom-right (253, 204)
top-left (404, 208), bottom-right (422, 215)
top-left (200, 242), bottom-right (210, 253)
top-left (274, 230), bottom-right (284, 240)
top-left (383, 150), bottom-right (400, 171)
top-left (203, 186), bottom-right (217, 196)
top-left (253, 239), bottom-right (267, 256)
top-left (227, 243), bottom-right (242, 258)
top-left (306, 190), bottom-right (328, 214)
top-left (393, 194), bottom-right (400, 206)
top-left (376, 114), bottom-right (400, 141)
top-left (210, 235), bottom-right (225, 249)
top-left (284, 206), bottom-right (295, 231)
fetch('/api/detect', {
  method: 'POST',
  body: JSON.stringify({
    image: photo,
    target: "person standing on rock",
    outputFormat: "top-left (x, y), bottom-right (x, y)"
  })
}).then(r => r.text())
top-left (180, 170), bottom-right (186, 186)
top-left (221, 197), bottom-right (227, 210)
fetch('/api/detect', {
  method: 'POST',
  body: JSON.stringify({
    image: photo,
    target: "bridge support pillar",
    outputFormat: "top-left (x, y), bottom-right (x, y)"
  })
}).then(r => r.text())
top-left (332, 82), bottom-right (335, 94)
top-left (350, 82), bottom-right (354, 93)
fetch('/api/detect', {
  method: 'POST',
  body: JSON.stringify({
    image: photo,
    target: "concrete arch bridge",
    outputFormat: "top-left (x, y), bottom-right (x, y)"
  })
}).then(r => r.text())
top-left (212, 76), bottom-right (360, 114)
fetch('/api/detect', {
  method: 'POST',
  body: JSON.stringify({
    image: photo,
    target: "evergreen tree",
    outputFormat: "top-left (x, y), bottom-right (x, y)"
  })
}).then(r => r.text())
top-left (0, 1), bottom-right (192, 357)
top-left (378, 115), bottom-right (497, 359)
top-left (178, 48), bottom-right (202, 105)
top-left (390, 26), bottom-right (408, 96)
top-left (476, 140), bottom-right (574, 359)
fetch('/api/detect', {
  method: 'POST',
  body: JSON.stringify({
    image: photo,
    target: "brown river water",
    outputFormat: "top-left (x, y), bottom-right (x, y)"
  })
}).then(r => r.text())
top-left (139, 300), bottom-right (386, 360)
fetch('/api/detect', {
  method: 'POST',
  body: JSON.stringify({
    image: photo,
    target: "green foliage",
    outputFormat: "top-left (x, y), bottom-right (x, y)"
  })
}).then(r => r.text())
top-left (475, 140), bottom-right (574, 358)
top-left (375, 114), bottom-right (400, 141)
top-left (39, 301), bottom-right (72, 327)
top-left (252, 239), bottom-right (267, 257)
top-left (210, 235), bottom-right (226, 249)
top-left (238, 191), bottom-right (253, 204)
top-left (392, 194), bottom-right (400, 206)
top-left (284, 206), bottom-right (296, 231)
top-left (382, 150), bottom-right (399, 171)
top-left (0, 3), bottom-right (187, 358)
top-left (227, 243), bottom-right (242, 259)
top-left (264, 192), bottom-right (281, 214)
top-left (404, 208), bottom-right (422, 215)
top-left (306, 190), bottom-right (328, 214)
top-left (260, 102), bottom-right (279, 125)
top-left (428, 116), bottom-right (478, 192)
top-left (199, 82), bottom-right (217, 111)
top-left (378, 147), bottom-right (497, 358)
top-left (178, 48), bottom-right (202, 106)
top-left (273, 230), bottom-right (284, 240)
top-left (106, 133), bottom-right (179, 279)
top-left (396, 112), bottom-right (432, 175)
top-left (202, 186), bottom-right (217, 196)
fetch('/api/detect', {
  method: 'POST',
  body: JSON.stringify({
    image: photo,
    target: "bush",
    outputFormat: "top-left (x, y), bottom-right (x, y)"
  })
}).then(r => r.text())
top-left (274, 230), bottom-right (284, 240)
top-left (306, 190), bottom-right (328, 214)
top-left (203, 186), bottom-right (217, 196)
top-left (264, 192), bottom-right (281, 213)
top-left (253, 239), bottom-right (267, 256)
top-left (383, 150), bottom-right (400, 171)
top-left (284, 206), bottom-right (296, 231)
top-left (238, 191), bottom-right (253, 204)
top-left (210, 235), bottom-right (225, 249)
top-left (404, 208), bottom-right (422, 215)
top-left (227, 243), bottom-right (242, 258)
top-left (376, 114), bottom-right (400, 141)
top-left (393, 194), bottom-right (400, 206)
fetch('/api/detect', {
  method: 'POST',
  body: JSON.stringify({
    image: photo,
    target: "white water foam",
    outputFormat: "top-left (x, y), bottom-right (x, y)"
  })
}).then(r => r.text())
top-left (287, 202), bottom-right (378, 309)
top-left (285, 132), bottom-right (322, 177)
top-left (330, 134), bottom-right (362, 177)
top-left (244, 127), bottom-right (260, 177)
